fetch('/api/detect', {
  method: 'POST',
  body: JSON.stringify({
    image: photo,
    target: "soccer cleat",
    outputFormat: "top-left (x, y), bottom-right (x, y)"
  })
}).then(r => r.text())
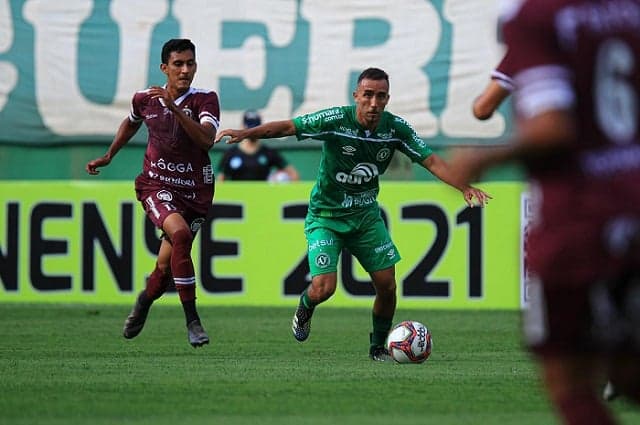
top-left (187, 320), bottom-right (209, 348)
top-left (292, 302), bottom-right (314, 342)
top-left (123, 291), bottom-right (150, 339)
top-left (603, 381), bottom-right (619, 402)
top-left (369, 345), bottom-right (393, 362)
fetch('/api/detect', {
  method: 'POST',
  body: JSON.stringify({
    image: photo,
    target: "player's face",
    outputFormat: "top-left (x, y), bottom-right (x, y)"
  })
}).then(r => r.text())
top-left (161, 49), bottom-right (197, 94)
top-left (353, 78), bottom-right (390, 130)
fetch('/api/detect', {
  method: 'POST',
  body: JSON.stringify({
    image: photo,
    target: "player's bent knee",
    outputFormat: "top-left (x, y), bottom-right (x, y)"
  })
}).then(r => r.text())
top-left (171, 228), bottom-right (193, 249)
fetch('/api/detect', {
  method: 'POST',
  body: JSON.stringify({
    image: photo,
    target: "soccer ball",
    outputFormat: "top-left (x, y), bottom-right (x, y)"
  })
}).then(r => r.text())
top-left (385, 320), bottom-right (432, 364)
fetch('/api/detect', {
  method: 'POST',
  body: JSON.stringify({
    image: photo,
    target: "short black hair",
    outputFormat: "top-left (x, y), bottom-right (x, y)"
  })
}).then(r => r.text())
top-left (161, 39), bottom-right (196, 64)
top-left (357, 67), bottom-right (389, 86)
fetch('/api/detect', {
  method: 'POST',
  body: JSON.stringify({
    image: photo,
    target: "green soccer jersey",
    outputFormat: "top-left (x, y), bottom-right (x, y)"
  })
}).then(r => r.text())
top-left (293, 105), bottom-right (433, 217)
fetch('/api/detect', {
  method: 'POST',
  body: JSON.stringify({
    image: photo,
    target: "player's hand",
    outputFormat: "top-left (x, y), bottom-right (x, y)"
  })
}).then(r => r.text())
top-left (463, 186), bottom-right (492, 208)
top-left (85, 155), bottom-right (111, 175)
top-left (214, 129), bottom-right (243, 144)
top-left (148, 85), bottom-right (173, 105)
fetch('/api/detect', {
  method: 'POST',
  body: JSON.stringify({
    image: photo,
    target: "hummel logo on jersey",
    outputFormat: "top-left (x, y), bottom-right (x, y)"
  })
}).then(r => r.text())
top-left (342, 145), bottom-right (356, 155)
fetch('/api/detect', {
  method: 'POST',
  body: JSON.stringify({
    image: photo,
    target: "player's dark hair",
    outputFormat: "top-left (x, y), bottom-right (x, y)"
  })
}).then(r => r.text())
top-left (357, 68), bottom-right (389, 85)
top-left (161, 39), bottom-right (196, 64)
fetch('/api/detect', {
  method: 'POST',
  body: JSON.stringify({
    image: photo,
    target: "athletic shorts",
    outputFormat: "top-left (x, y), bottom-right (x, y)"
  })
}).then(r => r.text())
top-left (304, 208), bottom-right (401, 277)
top-left (136, 187), bottom-right (211, 235)
top-left (524, 275), bottom-right (640, 358)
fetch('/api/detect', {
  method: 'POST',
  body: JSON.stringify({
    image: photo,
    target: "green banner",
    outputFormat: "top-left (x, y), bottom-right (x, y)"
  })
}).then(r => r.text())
top-left (0, 0), bottom-right (511, 146)
top-left (0, 181), bottom-right (525, 309)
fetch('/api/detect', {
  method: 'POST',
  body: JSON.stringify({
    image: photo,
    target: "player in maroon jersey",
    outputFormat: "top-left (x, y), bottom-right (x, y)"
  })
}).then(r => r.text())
top-left (451, 1), bottom-right (640, 423)
top-left (473, 49), bottom-right (514, 120)
top-left (86, 39), bottom-right (220, 348)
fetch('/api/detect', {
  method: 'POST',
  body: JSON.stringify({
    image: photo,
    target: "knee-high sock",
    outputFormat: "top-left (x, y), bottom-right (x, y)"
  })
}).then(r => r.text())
top-left (144, 265), bottom-right (173, 301)
top-left (170, 228), bottom-right (199, 324)
top-left (170, 228), bottom-right (196, 302)
top-left (371, 313), bottom-right (392, 348)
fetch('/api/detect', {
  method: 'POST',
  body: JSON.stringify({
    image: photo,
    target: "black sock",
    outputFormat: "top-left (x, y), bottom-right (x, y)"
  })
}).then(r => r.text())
top-left (182, 300), bottom-right (200, 325)
top-left (137, 290), bottom-right (153, 309)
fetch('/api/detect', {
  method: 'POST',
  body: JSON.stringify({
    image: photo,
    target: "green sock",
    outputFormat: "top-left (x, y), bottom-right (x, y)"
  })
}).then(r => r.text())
top-left (371, 313), bottom-right (392, 347)
top-left (300, 289), bottom-right (316, 310)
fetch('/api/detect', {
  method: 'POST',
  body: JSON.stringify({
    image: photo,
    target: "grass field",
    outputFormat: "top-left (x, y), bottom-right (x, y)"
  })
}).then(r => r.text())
top-left (1, 304), bottom-right (639, 425)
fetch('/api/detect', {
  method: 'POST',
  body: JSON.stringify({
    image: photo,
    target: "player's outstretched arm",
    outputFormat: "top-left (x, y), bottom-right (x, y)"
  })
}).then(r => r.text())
top-left (85, 117), bottom-right (141, 175)
top-left (421, 153), bottom-right (491, 207)
top-left (449, 109), bottom-right (575, 186)
top-left (215, 120), bottom-right (296, 144)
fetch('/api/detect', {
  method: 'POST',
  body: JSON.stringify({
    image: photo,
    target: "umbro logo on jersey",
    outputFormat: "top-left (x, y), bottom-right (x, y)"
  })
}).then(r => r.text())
top-left (342, 145), bottom-right (356, 155)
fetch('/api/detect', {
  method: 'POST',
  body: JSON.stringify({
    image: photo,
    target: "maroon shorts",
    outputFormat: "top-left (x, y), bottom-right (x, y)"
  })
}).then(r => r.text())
top-left (524, 178), bottom-right (640, 357)
top-left (136, 187), bottom-right (212, 235)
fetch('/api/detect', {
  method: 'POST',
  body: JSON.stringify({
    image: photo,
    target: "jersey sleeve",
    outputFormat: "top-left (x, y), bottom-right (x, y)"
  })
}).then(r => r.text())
top-left (198, 91), bottom-right (221, 129)
top-left (491, 49), bottom-right (515, 91)
top-left (392, 115), bottom-right (433, 163)
top-left (502, 1), bottom-right (575, 119)
top-left (129, 91), bottom-right (146, 123)
top-left (292, 107), bottom-right (346, 141)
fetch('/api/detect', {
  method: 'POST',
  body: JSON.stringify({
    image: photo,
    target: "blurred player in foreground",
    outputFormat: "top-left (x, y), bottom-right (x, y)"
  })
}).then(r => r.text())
top-left (473, 49), bottom-right (513, 121)
top-left (216, 109), bottom-right (299, 182)
top-left (86, 39), bottom-right (220, 348)
top-left (451, 1), bottom-right (640, 423)
top-left (215, 67), bottom-right (490, 361)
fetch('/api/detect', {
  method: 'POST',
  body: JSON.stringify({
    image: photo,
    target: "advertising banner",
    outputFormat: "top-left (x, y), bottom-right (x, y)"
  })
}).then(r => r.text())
top-left (0, 181), bottom-right (525, 309)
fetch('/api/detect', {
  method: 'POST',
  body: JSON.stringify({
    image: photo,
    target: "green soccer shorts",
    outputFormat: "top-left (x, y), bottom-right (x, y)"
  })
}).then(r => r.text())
top-left (304, 208), bottom-right (401, 277)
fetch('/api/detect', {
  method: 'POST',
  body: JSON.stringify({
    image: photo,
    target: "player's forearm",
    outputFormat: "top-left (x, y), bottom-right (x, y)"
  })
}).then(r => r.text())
top-left (169, 105), bottom-right (216, 151)
top-left (105, 118), bottom-right (140, 160)
top-left (423, 153), bottom-right (469, 192)
top-left (246, 120), bottom-right (296, 140)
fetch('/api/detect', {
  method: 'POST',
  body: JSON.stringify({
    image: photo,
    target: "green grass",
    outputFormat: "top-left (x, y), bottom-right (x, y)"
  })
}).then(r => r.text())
top-left (1, 304), bottom-right (638, 425)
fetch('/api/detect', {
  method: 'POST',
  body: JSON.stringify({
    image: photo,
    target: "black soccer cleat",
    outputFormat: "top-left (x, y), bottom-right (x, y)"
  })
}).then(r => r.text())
top-left (123, 291), bottom-right (151, 339)
top-left (292, 302), bottom-right (314, 342)
top-left (369, 345), bottom-right (393, 362)
top-left (187, 320), bottom-right (210, 348)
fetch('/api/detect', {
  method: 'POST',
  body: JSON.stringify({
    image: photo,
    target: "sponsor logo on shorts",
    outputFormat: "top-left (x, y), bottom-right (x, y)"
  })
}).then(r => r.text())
top-left (374, 241), bottom-right (394, 254)
top-left (156, 190), bottom-right (173, 201)
top-left (309, 238), bottom-right (334, 251)
top-left (190, 218), bottom-right (205, 233)
top-left (315, 253), bottom-right (330, 268)
top-left (387, 248), bottom-right (396, 259)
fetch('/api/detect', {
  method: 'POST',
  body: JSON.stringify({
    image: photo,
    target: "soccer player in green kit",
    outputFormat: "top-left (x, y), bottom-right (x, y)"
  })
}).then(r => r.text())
top-left (215, 68), bottom-right (490, 361)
